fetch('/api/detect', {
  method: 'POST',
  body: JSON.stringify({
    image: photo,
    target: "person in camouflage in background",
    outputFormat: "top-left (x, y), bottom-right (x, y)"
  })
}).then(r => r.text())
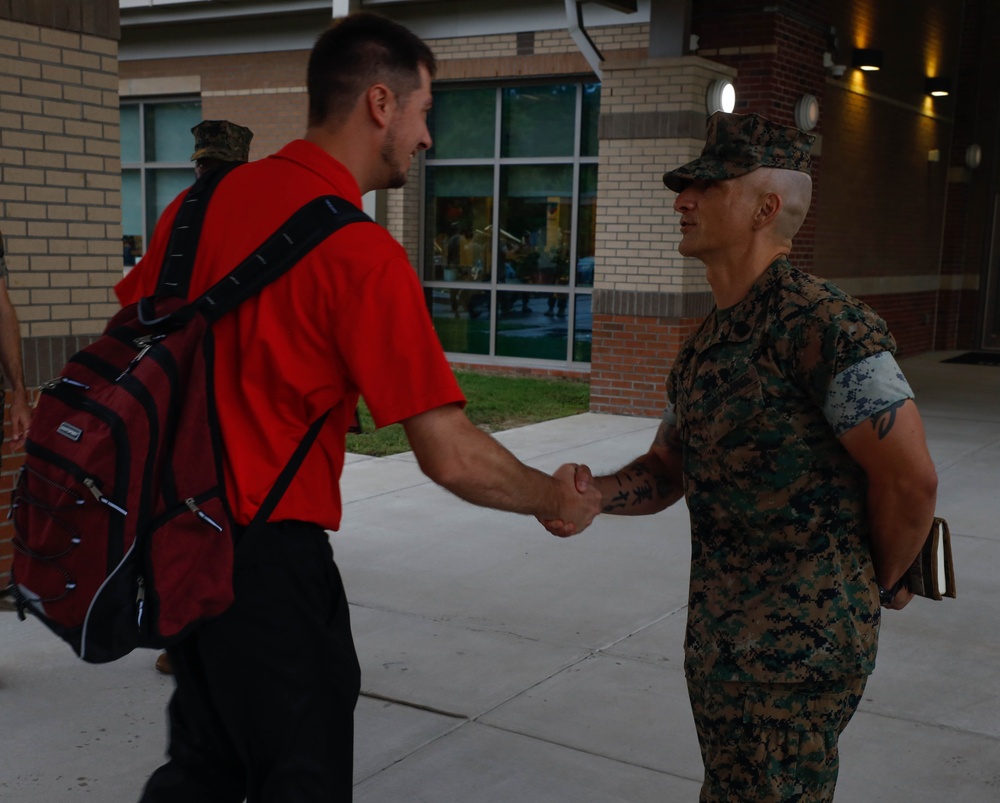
top-left (153, 118), bottom-right (254, 678)
top-left (190, 119), bottom-right (253, 179)
top-left (542, 111), bottom-right (939, 802)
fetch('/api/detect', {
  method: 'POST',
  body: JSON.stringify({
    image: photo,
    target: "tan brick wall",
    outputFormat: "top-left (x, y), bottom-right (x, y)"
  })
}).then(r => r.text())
top-left (595, 56), bottom-right (735, 294)
top-left (120, 50), bottom-right (312, 163)
top-left (0, 19), bottom-right (122, 343)
top-left (1, 2), bottom-right (120, 592)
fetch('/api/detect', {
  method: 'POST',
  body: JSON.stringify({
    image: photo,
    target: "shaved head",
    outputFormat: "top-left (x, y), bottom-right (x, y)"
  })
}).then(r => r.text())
top-left (747, 167), bottom-right (813, 241)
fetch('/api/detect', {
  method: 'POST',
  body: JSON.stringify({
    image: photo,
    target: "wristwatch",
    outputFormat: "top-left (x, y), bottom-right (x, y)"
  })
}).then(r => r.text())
top-left (878, 577), bottom-right (906, 606)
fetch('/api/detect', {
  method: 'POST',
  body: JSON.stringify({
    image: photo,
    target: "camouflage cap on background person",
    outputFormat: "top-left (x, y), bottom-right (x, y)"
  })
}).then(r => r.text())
top-left (190, 120), bottom-right (253, 163)
top-left (662, 111), bottom-right (815, 192)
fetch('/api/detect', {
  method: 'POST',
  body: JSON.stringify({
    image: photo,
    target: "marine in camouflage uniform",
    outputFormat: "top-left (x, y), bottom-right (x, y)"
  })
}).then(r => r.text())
top-left (670, 257), bottom-right (900, 802)
top-left (545, 112), bottom-right (939, 802)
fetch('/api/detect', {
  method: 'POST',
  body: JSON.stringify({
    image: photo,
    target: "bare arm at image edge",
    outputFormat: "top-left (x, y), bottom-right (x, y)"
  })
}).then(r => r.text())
top-left (0, 272), bottom-right (30, 444)
top-left (402, 402), bottom-right (603, 536)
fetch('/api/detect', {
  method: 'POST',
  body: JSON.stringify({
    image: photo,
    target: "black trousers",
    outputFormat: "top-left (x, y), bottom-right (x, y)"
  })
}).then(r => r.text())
top-left (140, 521), bottom-right (361, 803)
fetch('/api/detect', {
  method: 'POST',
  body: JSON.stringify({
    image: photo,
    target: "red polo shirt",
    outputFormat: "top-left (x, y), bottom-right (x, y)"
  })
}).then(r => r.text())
top-left (116, 140), bottom-right (464, 530)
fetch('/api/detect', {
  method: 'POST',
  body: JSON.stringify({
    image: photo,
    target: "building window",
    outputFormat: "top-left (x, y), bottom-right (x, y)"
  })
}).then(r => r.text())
top-left (423, 83), bottom-right (599, 366)
top-left (120, 98), bottom-right (201, 268)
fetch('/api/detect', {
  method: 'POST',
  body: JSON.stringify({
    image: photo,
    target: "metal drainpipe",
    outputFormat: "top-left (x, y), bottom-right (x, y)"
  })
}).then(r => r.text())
top-left (565, 0), bottom-right (604, 80)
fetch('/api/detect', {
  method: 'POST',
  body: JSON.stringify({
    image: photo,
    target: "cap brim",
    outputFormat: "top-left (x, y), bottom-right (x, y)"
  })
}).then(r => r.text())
top-left (662, 156), bottom-right (757, 192)
top-left (191, 148), bottom-right (239, 162)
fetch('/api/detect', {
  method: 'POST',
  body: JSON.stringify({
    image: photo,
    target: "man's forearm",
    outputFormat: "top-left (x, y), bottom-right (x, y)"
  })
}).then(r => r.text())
top-left (839, 399), bottom-right (939, 590)
top-left (867, 478), bottom-right (937, 589)
top-left (593, 452), bottom-right (684, 516)
top-left (403, 403), bottom-right (601, 532)
top-left (0, 295), bottom-right (25, 392)
top-left (434, 425), bottom-right (566, 517)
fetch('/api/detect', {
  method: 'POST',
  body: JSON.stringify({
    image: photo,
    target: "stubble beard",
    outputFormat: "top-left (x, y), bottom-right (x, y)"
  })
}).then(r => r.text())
top-left (380, 127), bottom-right (408, 190)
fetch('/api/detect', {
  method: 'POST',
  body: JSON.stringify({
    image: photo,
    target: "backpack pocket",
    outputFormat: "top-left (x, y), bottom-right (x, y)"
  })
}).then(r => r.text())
top-left (12, 387), bottom-right (132, 657)
top-left (145, 489), bottom-right (235, 642)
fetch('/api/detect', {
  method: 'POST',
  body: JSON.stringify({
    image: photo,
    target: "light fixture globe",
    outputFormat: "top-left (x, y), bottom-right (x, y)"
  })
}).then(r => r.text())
top-left (794, 94), bottom-right (820, 132)
top-left (707, 79), bottom-right (736, 114)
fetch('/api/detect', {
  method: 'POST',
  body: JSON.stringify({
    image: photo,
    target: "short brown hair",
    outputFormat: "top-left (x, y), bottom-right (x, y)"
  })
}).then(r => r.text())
top-left (307, 12), bottom-right (437, 128)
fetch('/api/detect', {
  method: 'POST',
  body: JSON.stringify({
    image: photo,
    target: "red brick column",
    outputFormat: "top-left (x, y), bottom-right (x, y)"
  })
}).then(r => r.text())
top-left (590, 313), bottom-right (702, 417)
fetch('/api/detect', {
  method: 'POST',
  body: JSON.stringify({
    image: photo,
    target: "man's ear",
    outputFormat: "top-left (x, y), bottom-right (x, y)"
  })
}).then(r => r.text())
top-left (366, 83), bottom-right (394, 129)
top-left (753, 191), bottom-right (782, 230)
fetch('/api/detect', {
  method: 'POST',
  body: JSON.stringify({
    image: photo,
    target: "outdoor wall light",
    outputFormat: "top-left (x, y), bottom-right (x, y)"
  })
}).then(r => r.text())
top-left (925, 76), bottom-right (951, 97)
top-left (852, 48), bottom-right (883, 71)
top-left (707, 79), bottom-right (736, 114)
top-left (794, 94), bottom-right (820, 132)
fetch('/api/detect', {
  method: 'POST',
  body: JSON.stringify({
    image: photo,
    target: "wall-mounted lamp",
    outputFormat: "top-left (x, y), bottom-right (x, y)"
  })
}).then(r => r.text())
top-left (707, 79), bottom-right (736, 114)
top-left (794, 94), bottom-right (820, 132)
top-left (852, 48), bottom-right (883, 71)
top-left (925, 77), bottom-right (951, 97)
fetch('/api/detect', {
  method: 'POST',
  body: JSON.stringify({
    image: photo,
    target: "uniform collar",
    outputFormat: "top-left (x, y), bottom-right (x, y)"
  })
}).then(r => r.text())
top-left (698, 256), bottom-right (790, 349)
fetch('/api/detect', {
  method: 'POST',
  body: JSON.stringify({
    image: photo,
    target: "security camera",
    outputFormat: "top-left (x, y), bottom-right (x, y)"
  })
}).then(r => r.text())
top-left (830, 64), bottom-right (846, 78)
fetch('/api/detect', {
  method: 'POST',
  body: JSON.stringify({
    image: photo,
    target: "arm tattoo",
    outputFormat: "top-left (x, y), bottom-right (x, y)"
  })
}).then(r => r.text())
top-left (870, 399), bottom-right (906, 440)
top-left (603, 459), bottom-right (674, 513)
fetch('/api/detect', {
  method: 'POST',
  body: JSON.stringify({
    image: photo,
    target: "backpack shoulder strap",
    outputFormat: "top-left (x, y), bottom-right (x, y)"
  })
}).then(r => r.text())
top-left (243, 411), bottom-right (330, 539)
top-left (194, 195), bottom-right (370, 324)
top-left (192, 195), bottom-right (369, 539)
top-left (156, 161), bottom-right (243, 299)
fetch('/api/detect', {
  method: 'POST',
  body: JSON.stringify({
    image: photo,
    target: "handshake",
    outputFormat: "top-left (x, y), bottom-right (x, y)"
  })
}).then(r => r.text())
top-left (542, 463), bottom-right (600, 538)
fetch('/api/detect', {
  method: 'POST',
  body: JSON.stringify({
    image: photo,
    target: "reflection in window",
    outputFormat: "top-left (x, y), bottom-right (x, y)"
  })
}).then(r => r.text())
top-left (576, 164), bottom-right (598, 288)
top-left (502, 84), bottom-right (577, 158)
top-left (428, 88), bottom-right (495, 159)
top-left (495, 291), bottom-right (569, 361)
top-left (425, 287), bottom-right (491, 356)
top-left (424, 83), bottom-right (598, 366)
top-left (424, 165), bottom-right (494, 283)
top-left (500, 164), bottom-right (573, 287)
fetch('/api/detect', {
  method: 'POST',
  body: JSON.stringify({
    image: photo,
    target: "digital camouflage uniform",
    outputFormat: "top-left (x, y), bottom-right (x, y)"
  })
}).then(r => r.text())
top-left (661, 111), bottom-right (914, 803)
top-left (666, 257), bottom-right (907, 801)
top-left (190, 119), bottom-right (253, 163)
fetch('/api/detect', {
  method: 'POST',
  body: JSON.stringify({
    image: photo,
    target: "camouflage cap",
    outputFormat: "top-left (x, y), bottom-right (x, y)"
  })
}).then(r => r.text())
top-left (662, 111), bottom-right (815, 192)
top-left (190, 120), bottom-right (253, 163)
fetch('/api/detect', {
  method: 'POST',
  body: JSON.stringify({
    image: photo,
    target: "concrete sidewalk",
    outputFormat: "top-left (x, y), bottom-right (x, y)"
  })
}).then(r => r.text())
top-left (2, 350), bottom-right (999, 801)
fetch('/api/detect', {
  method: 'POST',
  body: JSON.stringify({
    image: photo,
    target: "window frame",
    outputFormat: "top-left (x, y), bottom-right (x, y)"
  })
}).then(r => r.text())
top-left (120, 95), bottom-right (202, 263)
top-left (420, 79), bottom-right (599, 369)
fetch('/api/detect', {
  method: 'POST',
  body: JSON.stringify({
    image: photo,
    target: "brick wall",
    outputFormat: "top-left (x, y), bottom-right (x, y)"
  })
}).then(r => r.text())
top-left (0, 1), bottom-right (121, 589)
top-left (120, 50), bottom-right (310, 164)
top-left (694, 1), bottom-right (827, 274)
top-left (589, 313), bottom-right (703, 415)
top-left (856, 290), bottom-right (938, 358)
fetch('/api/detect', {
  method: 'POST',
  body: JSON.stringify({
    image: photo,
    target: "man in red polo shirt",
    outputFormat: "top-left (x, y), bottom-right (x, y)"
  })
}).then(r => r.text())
top-left (117, 13), bottom-right (601, 803)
